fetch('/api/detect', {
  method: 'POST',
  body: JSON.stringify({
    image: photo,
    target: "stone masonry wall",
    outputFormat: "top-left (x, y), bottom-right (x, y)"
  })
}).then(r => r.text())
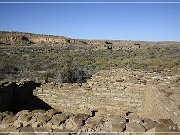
top-left (34, 68), bottom-right (180, 125)
top-left (33, 69), bottom-right (147, 115)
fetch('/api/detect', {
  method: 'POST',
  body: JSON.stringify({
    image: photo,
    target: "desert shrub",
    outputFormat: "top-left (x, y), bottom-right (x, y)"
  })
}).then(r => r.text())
top-left (21, 36), bottom-right (29, 41)
top-left (0, 44), bottom-right (179, 82)
top-left (0, 64), bottom-right (19, 75)
top-left (0, 64), bottom-right (20, 81)
top-left (40, 71), bottom-right (55, 82)
top-left (60, 59), bottom-right (86, 84)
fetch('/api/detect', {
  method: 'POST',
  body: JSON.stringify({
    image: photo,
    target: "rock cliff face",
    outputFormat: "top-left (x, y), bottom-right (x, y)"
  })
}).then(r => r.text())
top-left (0, 31), bottom-right (109, 46)
top-left (0, 31), bottom-right (71, 45)
top-left (1, 31), bottom-right (179, 47)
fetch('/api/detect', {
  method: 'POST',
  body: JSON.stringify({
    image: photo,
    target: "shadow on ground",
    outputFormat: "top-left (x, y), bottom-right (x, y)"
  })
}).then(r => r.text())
top-left (0, 81), bottom-right (53, 113)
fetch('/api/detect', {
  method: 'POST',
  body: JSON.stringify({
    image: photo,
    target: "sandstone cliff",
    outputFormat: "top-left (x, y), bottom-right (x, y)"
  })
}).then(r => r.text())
top-left (0, 31), bottom-right (110, 46)
top-left (1, 31), bottom-right (178, 46)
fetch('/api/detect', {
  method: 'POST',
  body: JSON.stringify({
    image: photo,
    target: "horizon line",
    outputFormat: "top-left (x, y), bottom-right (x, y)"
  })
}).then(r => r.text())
top-left (1, 2), bottom-right (180, 4)
top-left (1, 31), bottom-right (180, 42)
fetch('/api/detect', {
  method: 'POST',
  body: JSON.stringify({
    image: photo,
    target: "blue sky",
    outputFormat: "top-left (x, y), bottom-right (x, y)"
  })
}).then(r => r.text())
top-left (0, 0), bottom-right (180, 41)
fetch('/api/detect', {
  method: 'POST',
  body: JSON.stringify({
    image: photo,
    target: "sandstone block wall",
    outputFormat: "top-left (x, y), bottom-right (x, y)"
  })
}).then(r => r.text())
top-left (0, 68), bottom-right (179, 126)
top-left (33, 69), bottom-right (147, 115)
top-left (34, 69), bottom-right (180, 125)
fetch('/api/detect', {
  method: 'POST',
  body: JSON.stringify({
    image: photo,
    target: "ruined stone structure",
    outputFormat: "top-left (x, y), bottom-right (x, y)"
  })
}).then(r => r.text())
top-left (1, 32), bottom-right (180, 133)
top-left (34, 68), bottom-right (180, 126)
top-left (1, 68), bottom-right (180, 133)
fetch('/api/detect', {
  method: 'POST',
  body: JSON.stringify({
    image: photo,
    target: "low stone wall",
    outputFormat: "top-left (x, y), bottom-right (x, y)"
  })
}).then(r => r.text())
top-left (1, 68), bottom-right (179, 125)
top-left (34, 83), bottom-right (146, 116)
top-left (34, 68), bottom-right (180, 125)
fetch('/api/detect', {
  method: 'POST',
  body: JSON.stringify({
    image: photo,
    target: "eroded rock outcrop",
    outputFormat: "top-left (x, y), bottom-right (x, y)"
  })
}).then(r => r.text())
top-left (1, 31), bottom-right (179, 48)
